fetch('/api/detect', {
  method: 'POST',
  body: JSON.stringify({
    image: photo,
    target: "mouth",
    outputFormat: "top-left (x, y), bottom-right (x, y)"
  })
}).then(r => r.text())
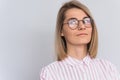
top-left (76, 33), bottom-right (88, 36)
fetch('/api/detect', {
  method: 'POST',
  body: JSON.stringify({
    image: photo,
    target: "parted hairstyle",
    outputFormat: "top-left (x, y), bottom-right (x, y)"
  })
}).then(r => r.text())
top-left (55, 0), bottom-right (98, 61)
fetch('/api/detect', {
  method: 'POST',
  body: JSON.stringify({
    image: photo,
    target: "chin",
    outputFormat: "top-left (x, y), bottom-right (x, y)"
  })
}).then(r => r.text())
top-left (67, 39), bottom-right (91, 46)
top-left (76, 41), bottom-right (91, 45)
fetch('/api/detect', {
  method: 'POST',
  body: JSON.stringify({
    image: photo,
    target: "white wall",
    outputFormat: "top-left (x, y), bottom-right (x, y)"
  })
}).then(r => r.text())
top-left (0, 0), bottom-right (120, 80)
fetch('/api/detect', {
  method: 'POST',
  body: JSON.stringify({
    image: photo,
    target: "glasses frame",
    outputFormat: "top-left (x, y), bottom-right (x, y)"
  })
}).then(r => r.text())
top-left (63, 17), bottom-right (92, 30)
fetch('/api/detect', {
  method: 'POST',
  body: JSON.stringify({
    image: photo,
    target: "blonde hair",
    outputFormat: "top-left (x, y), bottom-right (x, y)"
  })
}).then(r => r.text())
top-left (55, 0), bottom-right (98, 61)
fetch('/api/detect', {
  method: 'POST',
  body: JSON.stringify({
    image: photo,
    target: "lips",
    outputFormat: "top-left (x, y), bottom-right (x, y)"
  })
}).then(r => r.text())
top-left (76, 33), bottom-right (88, 36)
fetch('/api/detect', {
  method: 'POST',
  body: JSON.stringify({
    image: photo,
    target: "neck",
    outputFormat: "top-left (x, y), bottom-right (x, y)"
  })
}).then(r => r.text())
top-left (67, 44), bottom-right (87, 60)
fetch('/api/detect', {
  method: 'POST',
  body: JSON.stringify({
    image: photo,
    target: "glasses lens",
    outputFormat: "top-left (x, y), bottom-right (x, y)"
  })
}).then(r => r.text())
top-left (68, 19), bottom-right (78, 29)
top-left (83, 17), bottom-right (91, 25)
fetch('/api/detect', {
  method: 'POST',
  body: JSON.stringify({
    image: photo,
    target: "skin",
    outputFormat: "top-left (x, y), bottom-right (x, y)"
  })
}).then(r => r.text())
top-left (61, 8), bottom-right (92, 60)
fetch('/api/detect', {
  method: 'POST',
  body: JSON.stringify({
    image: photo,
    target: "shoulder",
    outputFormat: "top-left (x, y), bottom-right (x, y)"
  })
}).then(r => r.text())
top-left (41, 60), bottom-right (63, 70)
top-left (40, 61), bottom-right (63, 79)
top-left (92, 57), bottom-right (119, 73)
top-left (40, 61), bottom-right (59, 72)
top-left (91, 58), bottom-right (120, 79)
top-left (40, 61), bottom-right (57, 79)
top-left (93, 58), bottom-right (112, 66)
top-left (92, 58), bottom-right (113, 67)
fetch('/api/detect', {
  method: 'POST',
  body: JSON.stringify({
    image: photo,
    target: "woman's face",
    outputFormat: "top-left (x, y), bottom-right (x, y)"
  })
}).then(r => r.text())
top-left (61, 8), bottom-right (92, 46)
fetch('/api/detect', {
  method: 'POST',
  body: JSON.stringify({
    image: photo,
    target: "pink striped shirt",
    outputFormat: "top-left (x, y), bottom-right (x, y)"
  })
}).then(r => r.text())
top-left (40, 55), bottom-right (120, 80)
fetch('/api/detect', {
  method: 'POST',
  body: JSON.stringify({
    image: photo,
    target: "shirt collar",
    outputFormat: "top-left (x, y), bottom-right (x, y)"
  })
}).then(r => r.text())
top-left (64, 55), bottom-right (92, 66)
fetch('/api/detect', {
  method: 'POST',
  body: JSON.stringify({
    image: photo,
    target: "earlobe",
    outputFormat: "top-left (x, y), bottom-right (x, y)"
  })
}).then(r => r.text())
top-left (61, 32), bottom-right (64, 36)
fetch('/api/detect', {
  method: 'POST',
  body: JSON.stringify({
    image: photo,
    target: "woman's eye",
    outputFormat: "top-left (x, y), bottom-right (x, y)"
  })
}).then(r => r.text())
top-left (69, 19), bottom-right (77, 25)
top-left (83, 18), bottom-right (91, 24)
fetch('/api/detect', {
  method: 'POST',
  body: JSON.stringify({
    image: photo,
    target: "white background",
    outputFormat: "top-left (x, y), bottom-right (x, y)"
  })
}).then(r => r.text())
top-left (0, 0), bottom-right (120, 80)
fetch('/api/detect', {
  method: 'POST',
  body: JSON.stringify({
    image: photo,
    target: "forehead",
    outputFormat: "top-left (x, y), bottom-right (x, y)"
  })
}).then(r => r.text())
top-left (65, 8), bottom-right (88, 20)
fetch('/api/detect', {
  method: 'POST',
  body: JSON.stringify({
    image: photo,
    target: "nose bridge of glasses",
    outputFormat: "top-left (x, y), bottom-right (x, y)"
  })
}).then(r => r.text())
top-left (77, 20), bottom-right (85, 27)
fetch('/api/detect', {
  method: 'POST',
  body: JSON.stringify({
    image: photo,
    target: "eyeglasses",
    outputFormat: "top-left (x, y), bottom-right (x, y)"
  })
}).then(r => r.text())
top-left (63, 17), bottom-right (92, 30)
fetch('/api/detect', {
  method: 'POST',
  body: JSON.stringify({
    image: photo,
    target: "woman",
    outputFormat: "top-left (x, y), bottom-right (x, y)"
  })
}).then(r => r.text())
top-left (40, 1), bottom-right (120, 80)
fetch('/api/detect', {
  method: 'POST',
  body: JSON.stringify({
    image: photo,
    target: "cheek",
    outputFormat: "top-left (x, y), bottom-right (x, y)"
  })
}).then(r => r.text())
top-left (63, 30), bottom-right (73, 39)
top-left (88, 29), bottom-right (92, 40)
top-left (62, 26), bottom-right (71, 36)
top-left (62, 27), bottom-right (74, 41)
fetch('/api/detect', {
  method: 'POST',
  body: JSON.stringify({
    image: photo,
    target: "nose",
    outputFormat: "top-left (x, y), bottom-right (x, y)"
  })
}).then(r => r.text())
top-left (77, 21), bottom-right (86, 30)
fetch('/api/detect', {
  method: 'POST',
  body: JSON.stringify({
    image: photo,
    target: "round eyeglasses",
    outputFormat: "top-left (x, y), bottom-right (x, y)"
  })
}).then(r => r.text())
top-left (63, 17), bottom-right (92, 30)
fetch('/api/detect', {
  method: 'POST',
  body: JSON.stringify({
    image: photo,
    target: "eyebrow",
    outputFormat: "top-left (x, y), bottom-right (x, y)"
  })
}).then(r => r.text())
top-left (67, 16), bottom-right (89, 21)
